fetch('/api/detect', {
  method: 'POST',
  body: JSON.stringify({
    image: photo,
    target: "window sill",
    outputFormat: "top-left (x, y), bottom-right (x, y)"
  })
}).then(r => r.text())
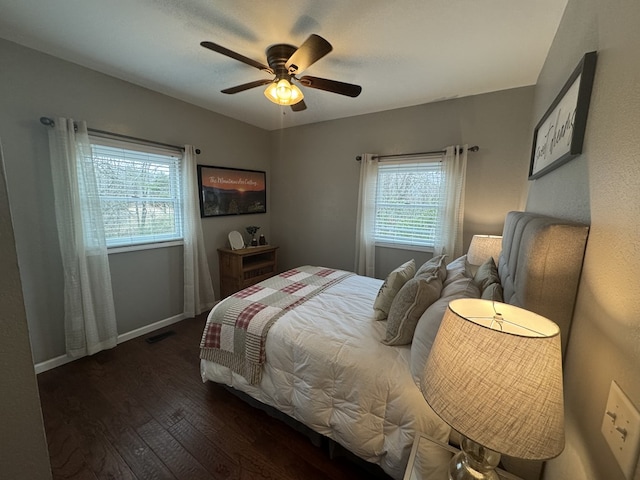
top-left (375, 242), bottom-right (434, 253)
top-left (108, 240), bottom-right (184, 255)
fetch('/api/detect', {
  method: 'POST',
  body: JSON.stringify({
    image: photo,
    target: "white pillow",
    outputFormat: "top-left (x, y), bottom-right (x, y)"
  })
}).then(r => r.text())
top-left (443, 254), bottom-right (472, 286)
top-left (372, 259), bottom-right (415, 320)
top-left (410, 274), bottom-right (481, 385)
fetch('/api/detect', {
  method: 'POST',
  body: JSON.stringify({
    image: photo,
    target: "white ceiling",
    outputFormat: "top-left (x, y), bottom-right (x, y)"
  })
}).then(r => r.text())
top-left (0, 0), bottom-right (567, 131)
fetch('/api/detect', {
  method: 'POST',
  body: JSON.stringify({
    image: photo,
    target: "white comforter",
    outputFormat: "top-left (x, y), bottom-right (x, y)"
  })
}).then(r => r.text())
top-left (200, 273), bottom-right (450, 479)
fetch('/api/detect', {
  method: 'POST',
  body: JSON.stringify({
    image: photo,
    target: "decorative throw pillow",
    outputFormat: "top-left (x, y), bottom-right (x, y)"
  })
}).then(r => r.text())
top-left (443, 254), bottom-right (472, 286)
top-left (481, 282), bottom-right (504, 302)
top-left (415, 255), bottom-right (448, 282)
top-left (410, 275), bottom-right (481, 384)
top-left (446, 254), bottom-right (467, 273)
top-left (473, 257), bottom-right (500, 291)
top-left (373, 259), bottom-right (416, 320)
top-left (382, 272), bottom-right (444, 346)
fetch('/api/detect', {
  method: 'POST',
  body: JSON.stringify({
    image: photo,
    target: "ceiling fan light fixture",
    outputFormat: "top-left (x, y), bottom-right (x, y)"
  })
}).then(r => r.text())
top-left (264, 78), bottom-right (304, 105)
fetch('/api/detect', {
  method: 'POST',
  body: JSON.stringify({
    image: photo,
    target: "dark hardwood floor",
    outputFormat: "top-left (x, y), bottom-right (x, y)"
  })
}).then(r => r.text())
top-left (37, 313), bottom-right (389, 480)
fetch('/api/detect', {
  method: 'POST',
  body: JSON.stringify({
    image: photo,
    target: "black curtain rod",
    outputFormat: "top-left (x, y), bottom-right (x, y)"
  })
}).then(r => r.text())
top-left (40, 117), bottom-right (200, 154)
top-left (355, 145), bottom-right (479, 161)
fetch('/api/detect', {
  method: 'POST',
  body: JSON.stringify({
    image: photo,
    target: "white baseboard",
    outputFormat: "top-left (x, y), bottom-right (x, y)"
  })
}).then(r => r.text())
top-left (34, 313), bottom-right (187, 374)
top-left (116, 313), bottom-right (186, 344)
top-left (34, 353), bottom-right (72, 374)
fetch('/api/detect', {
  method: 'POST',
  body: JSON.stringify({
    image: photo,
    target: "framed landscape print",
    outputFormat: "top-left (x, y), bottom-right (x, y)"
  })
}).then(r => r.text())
top-left (197, 165), bottom-right (266, 217)
top-left (529, 51), bottom-right (597, 180)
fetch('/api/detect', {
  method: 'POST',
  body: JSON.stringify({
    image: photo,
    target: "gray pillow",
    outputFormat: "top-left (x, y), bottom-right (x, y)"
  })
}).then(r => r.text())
top-left (382, 273), bottom-right (444, 346)
top-left (474, 257), bottom-right (500, 291)
top-left (373, 259), bottom-right (416, 320)
top-left (481, 282), bottom-right (504, 302)
top-left (415, 255), bottom-right (447, 282)
top-left (410, 275), bottom-right (481, 384)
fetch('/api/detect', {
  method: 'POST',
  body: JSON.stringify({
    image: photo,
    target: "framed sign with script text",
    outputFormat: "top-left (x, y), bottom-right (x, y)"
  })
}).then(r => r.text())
top-left (529, 51), bottom-right (597, 180)
top-left (198, 165), bottom-right (266, 217)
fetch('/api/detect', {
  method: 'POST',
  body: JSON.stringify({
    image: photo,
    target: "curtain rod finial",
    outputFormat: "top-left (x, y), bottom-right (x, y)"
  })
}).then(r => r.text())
top-left (40, 117), bottom-right (54, 127)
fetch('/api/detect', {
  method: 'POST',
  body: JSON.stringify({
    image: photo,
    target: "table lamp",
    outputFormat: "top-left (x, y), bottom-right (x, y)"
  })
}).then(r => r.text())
top-left (467, 235), bottom-right (502, 266)
top-left (421, 299), bottom-right (564, 480)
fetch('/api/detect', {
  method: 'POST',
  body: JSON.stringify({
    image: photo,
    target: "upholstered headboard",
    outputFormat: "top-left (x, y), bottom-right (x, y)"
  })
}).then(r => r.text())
top-left (498, 211), bottom-right (589, 356)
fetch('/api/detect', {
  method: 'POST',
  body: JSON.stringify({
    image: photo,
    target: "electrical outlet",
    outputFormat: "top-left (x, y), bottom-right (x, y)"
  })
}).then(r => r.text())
top-left (601, 380), bottom-right (640, 479)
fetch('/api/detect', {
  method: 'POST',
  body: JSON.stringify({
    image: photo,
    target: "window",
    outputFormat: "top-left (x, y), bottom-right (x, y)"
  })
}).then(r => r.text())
top-left (89, 136), bottom-right (183, 248)
top-left (374, 157), bottom-right (444, 249)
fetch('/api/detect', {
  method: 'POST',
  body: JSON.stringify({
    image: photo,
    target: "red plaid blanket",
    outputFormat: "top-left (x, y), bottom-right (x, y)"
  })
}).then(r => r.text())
top-left (200, 266), bottom-right (353, 384)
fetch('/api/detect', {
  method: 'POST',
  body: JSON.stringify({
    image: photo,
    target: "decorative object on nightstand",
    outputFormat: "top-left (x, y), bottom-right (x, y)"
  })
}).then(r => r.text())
top-left (246, 225), bottom-right (260, 246)
top-left (467, 234), bottom-right (502, 267)
top-left (228, 230), bottom-right (245, 250)
top-left (403, 433), bottom-right (523, 480)
top-left (421, 299), bottom-right (564, 480)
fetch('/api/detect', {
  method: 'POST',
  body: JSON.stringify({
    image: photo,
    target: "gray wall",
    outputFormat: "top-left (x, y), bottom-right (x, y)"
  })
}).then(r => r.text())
top-left (0, 38), bottom-right (272, 363)
top-left (526, 1), bottom-right (640, 479)
top-left (0, 143), bottom-right (52, 479)
top-left (9, 15), bottom-right (631, 477)
top-left (269, 87), bottom-right (534, 278)
top-left (0, 37), bottom-right (535, 365)
top-left (109, 246), bottom-right (184, 333)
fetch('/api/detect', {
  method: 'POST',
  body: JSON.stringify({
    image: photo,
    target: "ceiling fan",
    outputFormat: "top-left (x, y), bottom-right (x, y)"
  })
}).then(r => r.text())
top-left (200, 34), bottom-right (362, 112)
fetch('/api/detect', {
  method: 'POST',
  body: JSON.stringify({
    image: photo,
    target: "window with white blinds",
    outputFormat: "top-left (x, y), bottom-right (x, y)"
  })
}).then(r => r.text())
top-left (89, 137), bottom-right (183, 248)
top-left (374, 157), bottom-right (444, 248)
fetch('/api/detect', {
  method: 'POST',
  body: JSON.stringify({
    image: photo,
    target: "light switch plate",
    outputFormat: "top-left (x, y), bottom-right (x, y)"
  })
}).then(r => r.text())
top-left (601, 380), bottom-right (640, 479)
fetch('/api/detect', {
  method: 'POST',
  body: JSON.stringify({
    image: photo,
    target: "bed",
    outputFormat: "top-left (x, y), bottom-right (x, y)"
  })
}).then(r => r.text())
top-left (199, 211), bottom-right (589, 479)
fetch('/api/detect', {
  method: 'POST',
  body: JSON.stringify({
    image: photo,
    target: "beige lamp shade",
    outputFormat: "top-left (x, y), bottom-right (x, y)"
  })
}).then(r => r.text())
top-left (421, 298), bottom-right (565, 460)
top-left (467, 234), bottom-right (502, 266)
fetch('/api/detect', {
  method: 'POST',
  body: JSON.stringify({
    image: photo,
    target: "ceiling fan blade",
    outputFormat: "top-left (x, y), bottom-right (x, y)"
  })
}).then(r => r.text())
top-left (201, 41), bottom-right (273, 74)
top-left (285, 34), bottom-right (333, 74)
top-left (291, 100), bottom-right (307, 112)
top-left (221, 79), bottom-right (273, 94)
top-left (299, 76), bottom-right (362, 97)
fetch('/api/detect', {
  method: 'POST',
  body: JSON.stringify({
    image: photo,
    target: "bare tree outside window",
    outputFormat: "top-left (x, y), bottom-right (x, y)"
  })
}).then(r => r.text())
top-left (374, 160), bottom-right (444, 248)
top-left (90, 140), bottom-right (183, 248)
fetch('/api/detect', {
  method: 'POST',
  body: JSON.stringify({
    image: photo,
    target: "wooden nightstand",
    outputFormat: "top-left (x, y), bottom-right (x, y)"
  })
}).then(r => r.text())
top-left (403, 433), bottom-right (523, 480)
top-left (218, 245), bottom-right (278, 298)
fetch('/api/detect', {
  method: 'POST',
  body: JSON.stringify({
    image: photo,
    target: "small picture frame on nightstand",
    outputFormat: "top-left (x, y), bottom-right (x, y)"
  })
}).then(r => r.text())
top-left (228, 231), bottom-right (244, 250)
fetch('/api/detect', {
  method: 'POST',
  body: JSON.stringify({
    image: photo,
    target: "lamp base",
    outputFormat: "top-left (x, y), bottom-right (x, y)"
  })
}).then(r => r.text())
top-left (449, 436), bottom-right (501, 480)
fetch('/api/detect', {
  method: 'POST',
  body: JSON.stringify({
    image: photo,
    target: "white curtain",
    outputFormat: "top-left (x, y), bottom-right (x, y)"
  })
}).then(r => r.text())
top-left (354, 153), bottom-right (378, 277)
top-left (182, 145), bottom-right (215, 317)
top-left (48, 118), bottom-right (118, 357)
top-left (434, 145), bottom-right (468, 260)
